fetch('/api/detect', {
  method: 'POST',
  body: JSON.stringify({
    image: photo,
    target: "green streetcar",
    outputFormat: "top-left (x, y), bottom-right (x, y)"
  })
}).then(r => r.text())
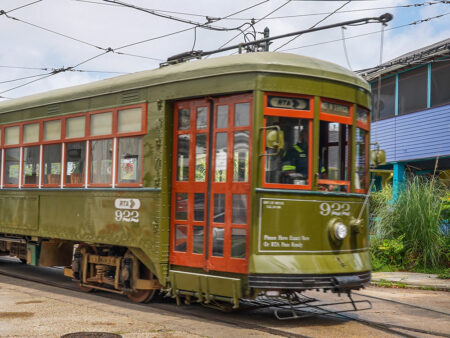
top-left (0, 52), bottom-right (371, 308)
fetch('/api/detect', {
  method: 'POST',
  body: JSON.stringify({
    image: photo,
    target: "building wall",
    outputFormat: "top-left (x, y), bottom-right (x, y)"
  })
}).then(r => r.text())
top-left (372, 103), bottom-right (450, 163)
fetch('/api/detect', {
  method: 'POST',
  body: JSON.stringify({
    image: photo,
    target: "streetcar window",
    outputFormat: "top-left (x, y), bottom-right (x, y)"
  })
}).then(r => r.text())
top-left (216, 105), bottom-right (228, 129)
top-left (355, 129), bottom-right (367, 190)
top-left (193, 226), bottom-right (204, 254)
top-left (90, 112), bottom-right (112, 136)
top-left (175, 192), bottom-right (188, 220)
top-left (23, 123), bottom-right (39, 143)
top-left (196, 107), bottom-right (208, 130)
top-left (178, 108), bottom-right (190, 130)
top-left (194, 193), bottom-right (205, 221)
top-left (176, 134), bottom-right (190, 181)
top-left (4, 148), bottom-right (20, 185)
top-left (318, 122), bottom-right (350, 192)
top-left (195, 134), bottom-right (207, 182)
top-left (117, 136), bottom-right (142, 184)
top-left (174, 224), bottom-right (187, 252)
top-left (118, 108), bottom-right (142, 133)
top-left (4, 126), bottom-right (19, 145)
top-left (213, 194), bottom-right (225, 223)
top-left (231, 228), bottom-right (246, 259)
top-left (43, 144), bottom-right (61, 185)
top-left (23, 146), bottom-right (40, 185)
top-left (232, 194), bottom-right (247, 224)
top-left (265, 117), bottom-right (310, 185)
top-left (65, 142), bottom-right (85, 185)
top-left (44, 120), bottom-right (61, 141)
top-left (235, 103), bottom-right (250, 127)
top-left (90, 139), bottom-right (112, 184)
top-left (214, 133), bottom-right (227, 182)
top-left (356, 107), bottom-right (369, 125)
top-left (233, 131), bottom-right (249, 182)
top-left (66, 116), bottom-right (85, 139)
top-left (212, 227), bottom-right (224, 257)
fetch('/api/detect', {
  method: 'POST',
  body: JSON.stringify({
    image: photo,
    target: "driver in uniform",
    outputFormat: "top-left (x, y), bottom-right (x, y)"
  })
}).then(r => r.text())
top-left (281, 131), bottom-right (308, 184)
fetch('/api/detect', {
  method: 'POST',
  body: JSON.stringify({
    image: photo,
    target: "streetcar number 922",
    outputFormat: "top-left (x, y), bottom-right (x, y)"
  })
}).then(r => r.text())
top-left (319, 202), bottom-right (350, 216)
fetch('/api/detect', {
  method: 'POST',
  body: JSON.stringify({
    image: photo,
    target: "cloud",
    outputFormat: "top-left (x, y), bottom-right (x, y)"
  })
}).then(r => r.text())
top-left (0, 0), bottom-right (448, 100)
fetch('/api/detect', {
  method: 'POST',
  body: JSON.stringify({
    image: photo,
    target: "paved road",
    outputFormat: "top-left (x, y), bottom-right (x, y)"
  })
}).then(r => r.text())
top-left (0, 258), bottom-right (449, 337)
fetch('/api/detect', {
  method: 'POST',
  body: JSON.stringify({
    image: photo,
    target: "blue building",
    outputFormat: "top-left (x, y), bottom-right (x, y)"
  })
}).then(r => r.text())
top-left (359, 39), bottom-right (450, 192)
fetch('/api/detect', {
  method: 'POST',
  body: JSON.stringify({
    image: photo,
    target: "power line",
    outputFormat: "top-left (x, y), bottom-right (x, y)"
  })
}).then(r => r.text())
top-left (280, 12), bottom-right (450, 52)
top-left (4, 0), bottom-right (43, 14)
top-left (0, 65), bottom-right (128, 74)
top-left (215, 0), bottom-right (293, 52)
top-left (274, 1), bottom-right (352, 51)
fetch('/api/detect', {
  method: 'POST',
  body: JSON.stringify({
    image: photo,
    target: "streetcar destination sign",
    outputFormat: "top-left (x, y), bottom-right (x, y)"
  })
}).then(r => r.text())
top-left (267, 96), bottom-right (309, 110)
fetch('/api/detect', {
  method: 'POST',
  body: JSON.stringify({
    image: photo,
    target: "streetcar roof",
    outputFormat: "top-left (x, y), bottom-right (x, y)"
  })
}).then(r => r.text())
top-left (0, 52), bottom-right (369, 114)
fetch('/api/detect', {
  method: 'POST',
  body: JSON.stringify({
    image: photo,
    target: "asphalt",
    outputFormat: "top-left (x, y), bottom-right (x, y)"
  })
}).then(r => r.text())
top-left (371, 271), bottom-right (450, 291)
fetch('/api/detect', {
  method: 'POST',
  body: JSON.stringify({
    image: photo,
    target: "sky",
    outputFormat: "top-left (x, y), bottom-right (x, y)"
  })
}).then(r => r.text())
top-left (0, 0), bottom-right (449, 101)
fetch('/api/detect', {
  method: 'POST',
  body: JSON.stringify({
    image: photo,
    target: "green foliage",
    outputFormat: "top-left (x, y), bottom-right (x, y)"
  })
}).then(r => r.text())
top-left (370, 235), bottom-right (405, 271)
top-left (438, 268), bottom-right (450, 280)
top-left (370, 176), bottom-right (449, 270)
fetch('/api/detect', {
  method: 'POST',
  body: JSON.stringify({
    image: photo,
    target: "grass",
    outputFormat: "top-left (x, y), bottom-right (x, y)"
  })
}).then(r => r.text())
top-left (370, 176), bottom-right (449, 271)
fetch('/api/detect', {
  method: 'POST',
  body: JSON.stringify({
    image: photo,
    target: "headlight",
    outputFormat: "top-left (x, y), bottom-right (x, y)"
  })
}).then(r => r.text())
top-left (334, 222), bottom-right (348, 240)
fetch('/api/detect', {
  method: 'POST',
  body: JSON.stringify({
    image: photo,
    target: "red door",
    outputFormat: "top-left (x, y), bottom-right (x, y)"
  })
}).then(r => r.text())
top-left (170, 94), bottom-right (252, 274)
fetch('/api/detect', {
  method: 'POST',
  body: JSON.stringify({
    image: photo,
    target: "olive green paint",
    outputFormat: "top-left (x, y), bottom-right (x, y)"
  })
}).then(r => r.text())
top-left (0, 52), bottom-right (372, 299)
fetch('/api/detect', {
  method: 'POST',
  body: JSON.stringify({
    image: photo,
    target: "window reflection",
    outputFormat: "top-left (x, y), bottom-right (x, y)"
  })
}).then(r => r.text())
top-left (232, 194), bottom-right (247, 224)
top-left (216, 105), bottom-right (228, 128)
top-left (195, 134), bottom-right (206, 182)
top-left (355, 129), bottom-right (367, 190)
top-left (23, 146), bottom-right (40, 185)
top-left (5, 148), bottom-right (20, 185)
top-left (215, 133), bottom-right (227, 182)
top-left (175, 193), bottom-right (188, 220)
top-left (212, 227), bottom-right (224, 257)
top-left (231, 228), bottom-right (246, 258)
top-left (90, 139), bottom-right (112, 184)
top-left (66, 142), bottom-right (85, 185)
top-left (233, 131), bottom-right (249, 182)
top-left (265, 117), bottom-right (309, 185)
top-left (177, 135), bottom-right (190, 181)
top-left (318, 121), bottom-right (350, 192)
top-left (213, 194), bottom-right (225, 223)
top-left (194, 193), bottom-right (204, 221)
top-left (118, 137), bottom-right (142, 184)
top-left (174, 225), bottom-right (187, 252)
top-left (196, 107), bottom-right (207, 129)
top-left (193, 226), bottom-right (204, 254)
top-left (178, 108), bottom-right (190, 130)
top-left (43, 144), bottom-right (61, 185)
top-left (235, 103), bottom-right (249, 126)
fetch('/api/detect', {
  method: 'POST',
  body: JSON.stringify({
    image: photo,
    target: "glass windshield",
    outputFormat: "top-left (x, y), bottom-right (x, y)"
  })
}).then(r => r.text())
top-left (318, 121), bottom-right (350, 192)
top-left (265, 116), bottom-right (309, 185)
top-left (355, 128), bottom-right (367, 190)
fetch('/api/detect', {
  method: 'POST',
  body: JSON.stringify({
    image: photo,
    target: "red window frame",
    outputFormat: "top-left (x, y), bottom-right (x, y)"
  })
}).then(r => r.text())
top-left (262, 92), bottom-right (314, 191)
top-left (0, 103), bottom-right (147, 189)
top-left (317, 98), bottom-right (354, 193)
top-left (355, 106), bottom-right (370, 194)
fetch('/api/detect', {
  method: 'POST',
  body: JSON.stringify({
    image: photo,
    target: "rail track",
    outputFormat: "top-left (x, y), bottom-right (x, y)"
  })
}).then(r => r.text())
top-left (0, 259), bottom-right (448, 338)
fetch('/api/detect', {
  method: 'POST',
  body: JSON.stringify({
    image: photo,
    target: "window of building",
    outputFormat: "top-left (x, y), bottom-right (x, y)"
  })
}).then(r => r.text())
top-left (65, 142), bottom-right (85, 185)
top-left (431, 60), bottom-right (450, 107)
top-left (371, 77), bottom-right (395, 121)
top-left (117, 136), bottom-right (142, 185)
top-left (23, 146), bottom-right (40, 186)
top-left (398, 66), bottom-right (428, 115)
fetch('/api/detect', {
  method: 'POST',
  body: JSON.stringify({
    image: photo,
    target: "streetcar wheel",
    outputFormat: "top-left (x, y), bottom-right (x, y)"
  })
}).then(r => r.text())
top-left (125, 265), bottom-right (157, 303)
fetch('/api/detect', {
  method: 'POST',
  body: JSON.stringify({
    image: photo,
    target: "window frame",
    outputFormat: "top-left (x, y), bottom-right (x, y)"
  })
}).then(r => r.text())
top-left (0, 103), bottom-right (147, 190)
top-left (262, 92), bottom-right (314, 191)
top-left (317, 98), bottom-right (354, 193)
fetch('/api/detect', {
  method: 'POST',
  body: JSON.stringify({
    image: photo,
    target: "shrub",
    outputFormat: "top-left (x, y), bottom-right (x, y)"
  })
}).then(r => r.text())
top-left (371, 176), bottom-right (448, 269)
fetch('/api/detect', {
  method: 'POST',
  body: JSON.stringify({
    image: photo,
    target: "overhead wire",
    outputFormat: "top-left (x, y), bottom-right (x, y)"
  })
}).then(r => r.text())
top-left (216, 0), bottom-right (293, 52)
top-left (0, 65), bottom-right (128, 74)
top-left (274, 1), bottom-right (352, 51)
top-left (0, 0), bottom-right (271, 94)
top-left (280, 12), bottom-right (450, 52)
top-left (3, 0), bottom-right (43, 14)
